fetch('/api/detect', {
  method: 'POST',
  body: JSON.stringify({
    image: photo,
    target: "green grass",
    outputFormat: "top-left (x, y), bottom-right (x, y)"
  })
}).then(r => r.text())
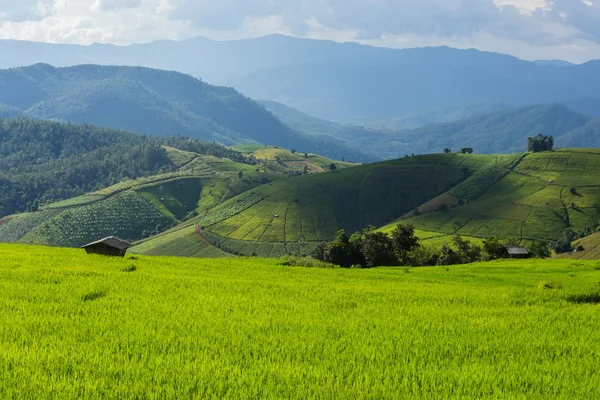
top-left (1, 244), bottom-right (600, 398)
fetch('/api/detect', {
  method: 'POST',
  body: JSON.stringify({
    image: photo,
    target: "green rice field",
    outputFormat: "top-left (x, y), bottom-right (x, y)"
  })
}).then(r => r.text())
top-left (1, 244), bottom-right (599, 398)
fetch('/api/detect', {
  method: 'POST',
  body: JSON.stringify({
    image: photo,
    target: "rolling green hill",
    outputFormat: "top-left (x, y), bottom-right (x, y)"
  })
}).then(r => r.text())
top-left (133, 149), bottom-right (600, 258)
top-left (380, 149), bottom-right (600, 246)
top-left (0, 142), bottom-right (355, 250)
top-left (133, 152), bottom-right (499, 257)
top-left (0, 64), bottom-right (370, 162)
top-left (0, 118), bottom-right (252, 218)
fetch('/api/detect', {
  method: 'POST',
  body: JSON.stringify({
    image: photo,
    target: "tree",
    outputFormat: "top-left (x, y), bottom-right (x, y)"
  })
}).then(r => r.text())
top-left (360, 231), bottom-right (397, 268)
top-left (323, 230), bottom-right (354, 267)
top-left (528, 133), bottom-right (554, 153)
top-left (303, 165), bottom-right (309, 175)
top-left (238, 171), bottom-right (244, 179)
top-left (530, 240), bottom-right (550, 258)
top-left (482, 236), bottom-right (505, 260)
top-left (460, 148), bottom-right (474, 154)
top-left (304, 152), bottom-right (308, 159)
top-left (390, 224), bottom-right (420, 264)
top-left (329, 163), bottom-right (337, 172)
top-left (291, 149), bottom-right (296, 154)
top-left (443, 148), bottom-right (452, 154)
top-left (553, 228), bottom-right (578, 254)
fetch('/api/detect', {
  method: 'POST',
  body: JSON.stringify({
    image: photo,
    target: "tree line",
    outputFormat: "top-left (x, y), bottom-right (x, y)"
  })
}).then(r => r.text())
top-left (312, 224), bottom-right (551, 268)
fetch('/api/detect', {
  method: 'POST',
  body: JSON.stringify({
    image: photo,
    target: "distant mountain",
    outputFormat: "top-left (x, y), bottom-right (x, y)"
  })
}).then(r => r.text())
top-left (369, 104), bottom-right (600, 157)
top-left (261, 101), bottom-right (600, 158)
top-left (533, 60), bottom-right (575, 67)
top-left (0, 64), bottom-right (371, 162)
top-left (2, 36), bottom-right (599, 125)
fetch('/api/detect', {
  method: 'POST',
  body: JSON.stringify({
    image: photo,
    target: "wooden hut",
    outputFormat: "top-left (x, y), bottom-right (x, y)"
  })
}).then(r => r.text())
top-left (81, 236), bottom-right (132, 257)
top-left (505, 246), bottom-right (531, 259)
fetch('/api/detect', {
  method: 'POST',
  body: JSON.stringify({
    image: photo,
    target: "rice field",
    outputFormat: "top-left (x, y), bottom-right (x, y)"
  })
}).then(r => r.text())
top-left (1, 244), bottom-right (599, 399)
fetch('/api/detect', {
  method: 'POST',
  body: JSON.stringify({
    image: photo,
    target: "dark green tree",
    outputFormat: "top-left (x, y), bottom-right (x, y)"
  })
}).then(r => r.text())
top-left (390, 224), bottom-right (420, 264)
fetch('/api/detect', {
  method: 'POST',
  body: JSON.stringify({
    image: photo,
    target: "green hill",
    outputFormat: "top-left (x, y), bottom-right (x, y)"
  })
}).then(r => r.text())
top-left (0, 118), bottom-right (251, 218)
top-left (0, 139), bottom-right (355, 250)
top-left (380, 149), bottom-right (600, 246)
top-left (132, 148), bottom-right (600, 258)
top-left (133, 153), bottom-right (499, 257)
top-left (0, 64), bottom-right (370, 162)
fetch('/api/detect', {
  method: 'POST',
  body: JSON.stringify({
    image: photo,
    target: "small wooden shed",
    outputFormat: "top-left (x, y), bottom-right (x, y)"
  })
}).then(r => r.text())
top-left (81, 236), bottom-right (132, 257)
top-left (505, 246), bottom-right (531, 259)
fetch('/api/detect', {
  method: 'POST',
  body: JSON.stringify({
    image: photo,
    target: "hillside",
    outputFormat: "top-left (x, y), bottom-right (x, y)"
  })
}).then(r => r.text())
top-left (132, 148), bottom-right (600, 258)
top-left (2, 35), bottom-right (600, 126)
top-left (380, 149), bottom-right (600, 247)
top-left (0, 140), bottom-right (352, 250)
top-left (0, 64), bottom-right (370, 162)
top-left (133, 153), bottom-right (498, 257)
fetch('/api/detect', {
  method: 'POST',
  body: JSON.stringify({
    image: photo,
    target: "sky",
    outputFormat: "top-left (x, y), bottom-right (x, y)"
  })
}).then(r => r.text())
top-left (0, 0), bottom-right (599, 63)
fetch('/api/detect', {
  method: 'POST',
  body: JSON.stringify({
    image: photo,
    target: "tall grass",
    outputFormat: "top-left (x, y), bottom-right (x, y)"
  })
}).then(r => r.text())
top-left (1, 244), bottom-right (599, 398)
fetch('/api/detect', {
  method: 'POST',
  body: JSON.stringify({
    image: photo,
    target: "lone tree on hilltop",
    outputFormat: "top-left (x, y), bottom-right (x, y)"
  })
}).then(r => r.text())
top-left (444, 148), bottom-right (452, 154)
top-left (329, 163), bottom-right (337, 172)
top-left (460, 148), bottom-right (474, 154)
top-left (528, 133), bottom-right (554, 153)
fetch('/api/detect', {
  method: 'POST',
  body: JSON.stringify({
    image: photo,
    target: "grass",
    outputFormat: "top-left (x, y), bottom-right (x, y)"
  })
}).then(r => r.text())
top-left (1, 244), bottom-right (600, 398)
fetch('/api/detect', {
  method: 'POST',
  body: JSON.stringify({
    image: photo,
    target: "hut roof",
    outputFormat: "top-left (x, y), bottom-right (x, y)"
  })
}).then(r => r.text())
top-left (81, 236), bottom-right (132, 250)
top-left (506, 246), bottom-right (530, 255)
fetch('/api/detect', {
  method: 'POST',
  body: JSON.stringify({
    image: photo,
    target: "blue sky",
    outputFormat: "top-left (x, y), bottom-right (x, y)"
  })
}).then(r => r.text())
top-left (0, 0), bottom-right (599, 62)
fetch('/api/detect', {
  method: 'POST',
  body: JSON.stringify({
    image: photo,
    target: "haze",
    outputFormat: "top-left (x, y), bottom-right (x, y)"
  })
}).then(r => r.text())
top-left (0, 0), bottom-right (599, 62)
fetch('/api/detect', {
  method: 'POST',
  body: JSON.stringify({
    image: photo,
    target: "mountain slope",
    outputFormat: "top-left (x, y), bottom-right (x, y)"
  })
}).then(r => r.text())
top-left (0, 64), bottom-right (371, 162)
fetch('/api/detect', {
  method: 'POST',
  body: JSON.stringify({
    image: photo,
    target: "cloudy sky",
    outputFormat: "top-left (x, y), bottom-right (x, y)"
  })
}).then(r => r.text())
top-left (0, 0), bottom-right (599, 62)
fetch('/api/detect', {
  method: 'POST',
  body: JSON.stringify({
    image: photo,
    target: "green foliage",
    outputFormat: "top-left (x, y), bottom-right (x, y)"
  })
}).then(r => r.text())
top-left (483, 236), bottom-right (506, 260)
top-left (553, 229), bottom-right (578, 254)
top-left (528, 133), bottom-right (554, 153)
top-left (390, 224), bottom-right (420, 263)
top-left (530, 240), bottom-right (551, 258)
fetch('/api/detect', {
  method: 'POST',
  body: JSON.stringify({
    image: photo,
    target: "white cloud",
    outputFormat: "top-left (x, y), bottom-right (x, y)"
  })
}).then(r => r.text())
top-left (0, 0), bottom-right (598, 62)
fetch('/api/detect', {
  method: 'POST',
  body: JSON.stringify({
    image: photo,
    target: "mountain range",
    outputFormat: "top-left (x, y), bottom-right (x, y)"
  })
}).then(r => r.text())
top-left (263, 101), bottom-right (600, 158)
top-left (2, 35), bottom-right (599, 125)
top-left (0, 64), bottom-right (369, 162)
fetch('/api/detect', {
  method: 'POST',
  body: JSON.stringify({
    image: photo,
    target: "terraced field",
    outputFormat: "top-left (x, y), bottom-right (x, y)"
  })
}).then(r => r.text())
top-left (397, 149), bottom-right (600, 242)
top-left (156, 153), bottom-right (495, 257)
top-left (233, 145), bottom-right (357, 174)
top-left (6, 148), bottom-right (600, 258)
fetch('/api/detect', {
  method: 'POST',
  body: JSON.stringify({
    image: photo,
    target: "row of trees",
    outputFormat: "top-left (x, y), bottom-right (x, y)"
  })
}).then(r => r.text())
top-left (313, 224), bottom-right (551, 268)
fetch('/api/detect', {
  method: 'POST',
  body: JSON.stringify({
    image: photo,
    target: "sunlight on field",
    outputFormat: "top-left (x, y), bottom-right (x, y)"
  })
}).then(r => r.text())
top-left (1, 244), bottom-right (599, 398)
